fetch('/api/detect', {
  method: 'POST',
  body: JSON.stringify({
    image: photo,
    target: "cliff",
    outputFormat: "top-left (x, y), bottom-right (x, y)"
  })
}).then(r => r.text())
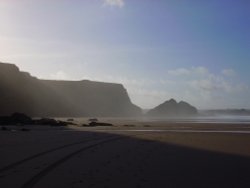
top-left (0, 62), bottom-right (141, 117)
top-left (147, 99), bottom-right (197, 117)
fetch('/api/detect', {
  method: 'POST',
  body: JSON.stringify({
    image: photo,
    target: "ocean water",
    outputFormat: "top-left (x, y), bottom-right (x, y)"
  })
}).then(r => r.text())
top-left (145, 115), bottom-right (250, 124)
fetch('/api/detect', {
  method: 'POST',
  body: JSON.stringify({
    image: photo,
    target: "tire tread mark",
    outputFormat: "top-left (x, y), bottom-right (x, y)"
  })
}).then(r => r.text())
top-left (0, 135), bottom-right (111, 173)
top-left (21, 136), bottom-right (122, 188)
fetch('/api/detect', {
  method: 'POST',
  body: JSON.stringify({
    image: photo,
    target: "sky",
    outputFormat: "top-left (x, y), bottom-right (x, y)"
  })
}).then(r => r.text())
top-left (0, 0), bottom-right (250, 109)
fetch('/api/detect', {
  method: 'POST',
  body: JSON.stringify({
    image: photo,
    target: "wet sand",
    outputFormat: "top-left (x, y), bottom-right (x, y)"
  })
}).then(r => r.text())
top-left (1, 122), bottom-right (250, 188)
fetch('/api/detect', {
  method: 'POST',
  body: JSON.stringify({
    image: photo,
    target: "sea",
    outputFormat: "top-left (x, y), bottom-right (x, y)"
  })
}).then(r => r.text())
top-left (144, 115), bottom-right (250, 124)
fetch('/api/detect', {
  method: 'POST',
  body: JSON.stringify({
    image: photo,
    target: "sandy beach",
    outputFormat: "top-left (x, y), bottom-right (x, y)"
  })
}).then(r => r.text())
top-left (1, 121), bottom-right (250, 188)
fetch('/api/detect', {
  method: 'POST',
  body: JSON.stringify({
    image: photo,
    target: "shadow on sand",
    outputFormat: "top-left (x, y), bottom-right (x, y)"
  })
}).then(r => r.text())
top-left (77, 131), bottom-right (250, 188)
top-left (0, 129), bottom-right (250, 188)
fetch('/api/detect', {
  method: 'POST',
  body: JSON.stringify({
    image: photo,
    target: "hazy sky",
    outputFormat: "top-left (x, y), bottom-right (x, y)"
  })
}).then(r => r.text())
top-left (0, 0), bottom-right (250, 109)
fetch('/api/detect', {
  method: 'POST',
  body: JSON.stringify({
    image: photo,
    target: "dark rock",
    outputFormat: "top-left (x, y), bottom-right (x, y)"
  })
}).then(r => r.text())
top-left (89, 122), bottom-right (113, 127)
top-left (67, 122), bottom-right (76, 125)
top-left (123, 124), bottom-right (135, 127)
top-left (82, 124), bottom-right (90, 127)
top-left (0, 62), bottom-right (142, 117)
top-left (88, 118), bottom-right (98, 122)
top-left (10, 113), bottom-right (33, 124)
top-left (56, 121), bottom-right (69, 126)
top-left (178, 101), bottom-right (198, 115)
top-left (147, 99), bottom-right (197, 117)
top-left (0, 112), bottom-right (70, 126)
top-left (21, 128), bottom-right (30, 131)
top-left (34, 118), bottom-right (58, 125)
top-left (1, 126), bottom-right (8, 131)
top-left (34, 118), bottom-right (68, 126)
top-left (0, 113), bottom-right (32, 125)
top-left (67, 118), bottom-right (74, 122)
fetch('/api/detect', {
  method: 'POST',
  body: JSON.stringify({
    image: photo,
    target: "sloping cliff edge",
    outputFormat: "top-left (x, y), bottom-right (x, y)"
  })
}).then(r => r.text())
top-left (0, 62), bottom-right (141, 117)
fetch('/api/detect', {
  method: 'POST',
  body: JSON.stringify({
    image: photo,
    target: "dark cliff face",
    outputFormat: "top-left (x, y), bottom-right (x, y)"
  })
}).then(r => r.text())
top-left (147, 99), bottom-right (197, 117)
top-left (0, 62), bottom-right (141, 117)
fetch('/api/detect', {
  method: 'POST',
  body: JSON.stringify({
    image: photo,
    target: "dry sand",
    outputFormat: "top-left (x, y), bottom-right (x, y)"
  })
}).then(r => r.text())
top-left (0, 121), bottom-right (250, 188)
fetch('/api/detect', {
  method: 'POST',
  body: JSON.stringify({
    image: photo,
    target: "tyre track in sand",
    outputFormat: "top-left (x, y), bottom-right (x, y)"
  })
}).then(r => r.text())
top-left (0, 134), bottom-right (114, 174)
top-left (21, 136), bottom-right (123, 188)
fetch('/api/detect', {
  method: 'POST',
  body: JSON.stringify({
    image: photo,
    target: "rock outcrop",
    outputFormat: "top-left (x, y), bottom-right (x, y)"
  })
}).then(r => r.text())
top-left (147, 99), bottom-right (197, 117)
top-left (0, 62), bottom-right (141, 117)
top-left (0, 113), bottom-right (71, 126)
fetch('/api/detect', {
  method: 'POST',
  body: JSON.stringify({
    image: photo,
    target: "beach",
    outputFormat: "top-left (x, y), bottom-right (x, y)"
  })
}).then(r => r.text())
top-left (1, 120), bottom-right (250, 188)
